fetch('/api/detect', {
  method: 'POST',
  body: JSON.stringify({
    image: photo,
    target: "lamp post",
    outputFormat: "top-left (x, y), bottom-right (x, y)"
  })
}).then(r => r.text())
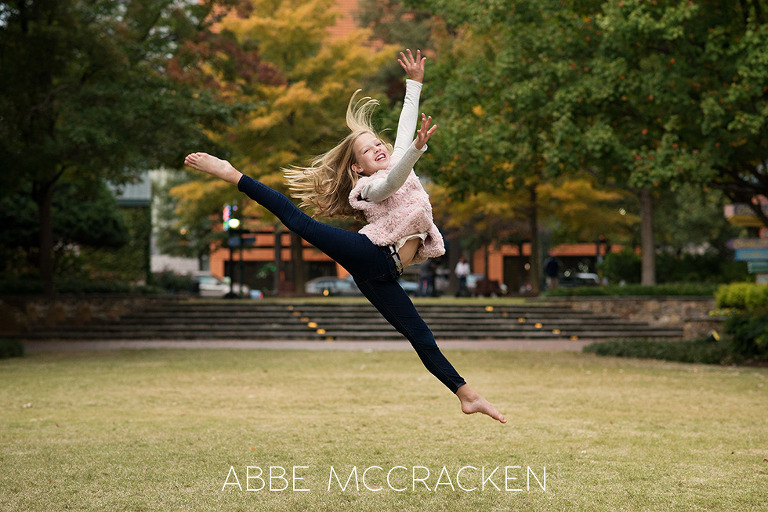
top-left (225, 217), bottom-right (241, 299)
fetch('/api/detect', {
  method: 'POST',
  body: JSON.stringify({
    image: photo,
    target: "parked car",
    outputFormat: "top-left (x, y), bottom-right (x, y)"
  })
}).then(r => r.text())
top-left (305, 276), bottom-right (362, 296)
top-left (559, 272), bottom-right (600, 288)
top-left (192, 272), bottom-right (250, 298)
top-left (398, 278), bottom-right (419, 296)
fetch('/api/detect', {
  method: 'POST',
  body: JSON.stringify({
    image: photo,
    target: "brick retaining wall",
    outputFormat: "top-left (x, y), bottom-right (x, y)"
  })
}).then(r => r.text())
top-left (0, 295), bottom-right (163, 335)
top-left (546, 296), bottom-right (721, 340)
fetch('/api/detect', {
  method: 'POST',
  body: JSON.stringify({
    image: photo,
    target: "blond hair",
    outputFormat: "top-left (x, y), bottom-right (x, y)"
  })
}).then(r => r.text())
top-left (284, 91), bottom-right (392, 221)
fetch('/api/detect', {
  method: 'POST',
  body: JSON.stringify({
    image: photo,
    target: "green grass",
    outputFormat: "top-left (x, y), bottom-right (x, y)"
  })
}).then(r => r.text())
top-left (1, 349), bottom-right (767, 511)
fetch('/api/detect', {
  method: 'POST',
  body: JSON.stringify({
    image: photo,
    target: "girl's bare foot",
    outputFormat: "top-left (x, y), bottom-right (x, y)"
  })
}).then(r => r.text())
top-left (456, 384), bottom-right (506, 424)
top-left (184, 152), bottom-right (242, 185)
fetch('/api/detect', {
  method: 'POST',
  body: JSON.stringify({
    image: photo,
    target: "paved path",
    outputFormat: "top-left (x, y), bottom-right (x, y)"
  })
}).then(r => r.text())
top-left (23, 338), bottom-right (594, 353)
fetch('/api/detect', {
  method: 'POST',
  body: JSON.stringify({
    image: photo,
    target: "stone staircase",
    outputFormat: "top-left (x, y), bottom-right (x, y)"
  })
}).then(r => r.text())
top-left (18, 299), bottom-right (684, 342)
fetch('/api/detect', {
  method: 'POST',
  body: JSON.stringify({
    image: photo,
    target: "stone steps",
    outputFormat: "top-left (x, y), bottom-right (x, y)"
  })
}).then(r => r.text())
top-left (18, 299), bottom-right (684, 342)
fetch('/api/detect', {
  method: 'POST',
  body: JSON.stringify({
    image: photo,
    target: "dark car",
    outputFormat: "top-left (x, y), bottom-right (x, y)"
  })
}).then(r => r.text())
top-left (559, 272), bottom-right (600, 288)
top-left (304, 276), bottom-right (362, 296)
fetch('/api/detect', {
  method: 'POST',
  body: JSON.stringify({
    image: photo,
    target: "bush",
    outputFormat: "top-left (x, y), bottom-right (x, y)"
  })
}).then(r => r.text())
top-left (0, 338), bottom-right (24, 359)
top-left (0, 277), bottom-right (162, 295)
top-left (709, 283), bottom-right (768, 362)
top-left (0, 278), bottom-right (45, 294)
top-left (544, 282), bottom-right (720, 297)
top-left (152, 271), bottom-right (196, 294)
top-left (583, 338), bottom-right (731, 365)
top-left (723, 312), bottom-right (768, 361)
top-left (599, 250), bottom-right (748, 286)
top-left (601, 249), bottom-right (641, 284)
top-left (715, 282), bottom-right (768, 312)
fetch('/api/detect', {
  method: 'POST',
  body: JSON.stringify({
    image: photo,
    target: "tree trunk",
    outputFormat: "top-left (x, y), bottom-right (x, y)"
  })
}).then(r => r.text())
top-left (37, 180), bottom-right (55, 295)
top-left (290, 231), bottom-right (306, 294)
top-left (528, 185), bottom-right (541, 295)
top-left (273, 224), bottom-right (282, 296)
top-left (446, 231), bottom-right (461, 295)
top-left (640, 188), bottom-right (656, 286)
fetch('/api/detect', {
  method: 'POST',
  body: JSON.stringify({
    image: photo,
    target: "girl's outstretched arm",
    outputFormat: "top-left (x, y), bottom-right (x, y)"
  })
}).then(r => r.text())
top-left (391, 49), bottom-right (426, 162)
top-left (398, 48), bottom-right (425, 83)
top-left (414, 112), bottom-right (437, 150)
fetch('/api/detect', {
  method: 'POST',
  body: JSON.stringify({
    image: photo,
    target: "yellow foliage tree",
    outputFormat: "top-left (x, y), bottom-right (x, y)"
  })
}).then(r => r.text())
top-left (431, 175), bottom-right (638, 289)
top-left (172, 0), bottom-right (395, 291)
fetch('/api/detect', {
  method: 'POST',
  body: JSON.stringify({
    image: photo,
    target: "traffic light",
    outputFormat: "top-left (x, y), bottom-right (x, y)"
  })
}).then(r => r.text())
top-left (222, 204), bottom-right (240, 230)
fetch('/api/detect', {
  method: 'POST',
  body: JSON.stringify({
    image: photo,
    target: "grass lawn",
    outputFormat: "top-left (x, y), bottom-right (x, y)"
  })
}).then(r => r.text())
top-left (1, 348), bottom-right (766, 511)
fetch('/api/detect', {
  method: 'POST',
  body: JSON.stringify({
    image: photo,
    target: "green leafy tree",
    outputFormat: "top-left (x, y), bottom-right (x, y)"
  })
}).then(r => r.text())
top-left (0, 0), bottom-right (237, 293)
top-left (414, 1), bottom-right (767, 287)
top-left (0, 178), bottom-right (128, 276)
top-left (355, 0), bottom-right (434, 100)
top-left (408, 0), bottom-right (602, 293)
top-left (549, 1), bottom-right (768, 283)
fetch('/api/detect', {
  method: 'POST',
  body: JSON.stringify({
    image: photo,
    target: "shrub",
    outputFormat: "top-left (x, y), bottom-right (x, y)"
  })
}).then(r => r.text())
top-left (583, 338), bottom-right (730, 365)
top-left (600, 249), bottom-right (641, 284)
top-left (544, 282), bottom-right (720, 297)
top-left (599, 250), bottom-right (748, 286)
top-left (723, 312), bottom-right (768, 361)
top-left (152, 271), bottom-right (196, 294)
top-left (0, 277), bottom-right (162, 295)
top-left (714, 282), bottom-right (768, 311)
top-left (0, 338), bottom-right (24, 359)
top-left (714, 283), bottom-right (768, 361)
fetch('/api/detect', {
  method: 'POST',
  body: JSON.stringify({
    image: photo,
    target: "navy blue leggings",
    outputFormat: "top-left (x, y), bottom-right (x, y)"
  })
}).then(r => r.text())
top-left (238, 175), bottom-right (466, 393)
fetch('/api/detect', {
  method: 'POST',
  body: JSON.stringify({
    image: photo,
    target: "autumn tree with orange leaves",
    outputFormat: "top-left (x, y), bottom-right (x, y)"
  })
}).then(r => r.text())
top-left (170, 0), bottom-right (394, 293)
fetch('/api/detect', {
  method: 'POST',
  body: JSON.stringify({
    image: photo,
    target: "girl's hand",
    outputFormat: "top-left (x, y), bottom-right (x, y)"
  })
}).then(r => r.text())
top-left (414, 113), bottom-right (437, 150)
top-left (398, 49), bottom-right (426, 83)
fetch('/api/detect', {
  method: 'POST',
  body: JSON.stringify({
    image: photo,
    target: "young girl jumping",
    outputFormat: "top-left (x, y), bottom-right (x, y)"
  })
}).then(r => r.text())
top-left (185, 49), bottom-right (505, 424)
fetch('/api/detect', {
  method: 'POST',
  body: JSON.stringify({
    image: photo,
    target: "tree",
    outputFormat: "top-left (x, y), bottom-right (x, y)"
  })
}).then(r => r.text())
top-left (0, 0), bottom-right (236, 293)
top-left (549, 1), bottom-right (768, 283)
top-left (413, 1), bottom-right (768, 287)
top-left (408, 0), bottom-right (602, 293)
top-left (604, 1), bottom-right (768, 227)
top-left (172, 0), bottom-right (394, 293)
top-left (355, 0), bottom-right (435, 100)
top-left (431, 176), bottom-right (637, 290)
top-left (0, 177), bottom-right (129, 276)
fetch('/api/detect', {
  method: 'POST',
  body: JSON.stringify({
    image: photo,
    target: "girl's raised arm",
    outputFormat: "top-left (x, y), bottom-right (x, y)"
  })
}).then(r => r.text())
top-left (391, 49), bottom-right (426, 163)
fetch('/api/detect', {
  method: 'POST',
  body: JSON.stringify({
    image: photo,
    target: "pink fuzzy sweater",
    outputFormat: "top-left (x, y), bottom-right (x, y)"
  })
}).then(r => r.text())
top-left (349, 167), bottom-right (444, 265)
top-left (348, 80), bottom-right (444, 265)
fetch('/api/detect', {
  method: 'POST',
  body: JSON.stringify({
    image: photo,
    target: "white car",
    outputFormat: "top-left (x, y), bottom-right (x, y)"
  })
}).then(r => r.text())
top-left (192, 272), bottom-right (250, 298)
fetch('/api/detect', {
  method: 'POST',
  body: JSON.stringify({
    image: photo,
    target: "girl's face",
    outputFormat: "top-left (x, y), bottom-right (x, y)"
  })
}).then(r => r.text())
top-left (352, 132), bottom-right (390, 176)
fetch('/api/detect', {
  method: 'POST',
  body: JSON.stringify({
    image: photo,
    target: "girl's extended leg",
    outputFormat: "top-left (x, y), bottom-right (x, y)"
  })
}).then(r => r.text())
top-left (354, 274), bottom-right (506, 423)
top-left (184, 153), bottom-right (377, 275)
top-left (354, 274), bottom-right (465, 392)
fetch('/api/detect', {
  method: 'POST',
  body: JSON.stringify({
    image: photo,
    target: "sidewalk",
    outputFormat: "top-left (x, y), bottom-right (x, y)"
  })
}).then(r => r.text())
top-left (23, 338), bottom-right (594, 353)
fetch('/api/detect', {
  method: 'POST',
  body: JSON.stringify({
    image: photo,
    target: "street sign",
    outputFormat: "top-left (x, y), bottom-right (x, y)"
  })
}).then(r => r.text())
top-left (724, 203), bottom-right (768, 227)
top-left (734, 248), bottom-right (768, 261)
top-left (727, 238), bottom-right (768, 250)
top-left (748, 261), bottom-right (768, 273)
